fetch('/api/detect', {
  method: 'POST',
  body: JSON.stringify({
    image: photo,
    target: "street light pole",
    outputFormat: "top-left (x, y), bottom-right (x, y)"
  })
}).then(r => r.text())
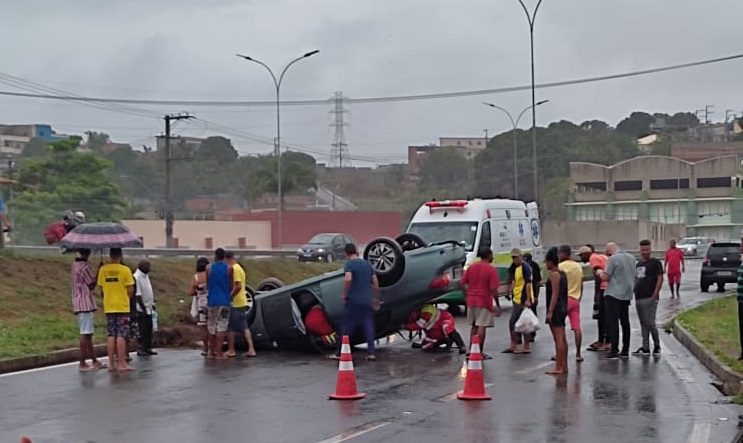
top-left (483, 100), bottom-right (549, 200)
top-left (517, 0), bottom-right (544, 203)
top-left (236, 50), bottom-right (319, 249)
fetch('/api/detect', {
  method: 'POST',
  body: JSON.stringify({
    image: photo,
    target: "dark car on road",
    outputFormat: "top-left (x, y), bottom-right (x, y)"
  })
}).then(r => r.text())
top-left (700, 241), bottom-right (741, 292)
top-left (296, 233), bottom-right (355, 263)
top-left (249, 234), bottom-right (465, 351)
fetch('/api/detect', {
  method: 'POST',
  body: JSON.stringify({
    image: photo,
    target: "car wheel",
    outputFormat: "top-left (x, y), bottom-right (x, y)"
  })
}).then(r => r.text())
top-left (700, 281), bottom-right (709, 292)
top-left (717, 282), bottom-right (725, 293)
top-left (256, 277), bottom-right (285, 292)
top-left (395, 233), bottom-right (427, 252)
top-left (447, 304), bottom-right (464, 317)
top-left (364, 237), bottom-right (405, 287)
top-left (326, 253), bottom-right (335, 263)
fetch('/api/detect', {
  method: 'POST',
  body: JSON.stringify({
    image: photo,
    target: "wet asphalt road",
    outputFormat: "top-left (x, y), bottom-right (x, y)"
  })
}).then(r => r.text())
top-left (1, 260), bottom-right (741, 443)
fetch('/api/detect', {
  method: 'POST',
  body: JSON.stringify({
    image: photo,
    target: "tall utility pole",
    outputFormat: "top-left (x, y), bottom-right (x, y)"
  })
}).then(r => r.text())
top-left (330, 91), bottom-right (349, 168)
top-left (704, 104), bottom-right (714, 124)
top-left (517, 0), bottom-right (545, 204)
top-left (163, 113), bottom-right (193, 248)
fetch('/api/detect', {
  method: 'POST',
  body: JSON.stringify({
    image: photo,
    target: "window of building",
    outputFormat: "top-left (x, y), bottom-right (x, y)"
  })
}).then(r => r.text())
top-left (615, 205), bottom-right (638, 221)
top-left (614, 180), bottom-right (643, 191)
top-left (697, 177), bottom-right (732, 188)
top-left (576, 181), bottom-right (607, 193)
top-left (650, 178), bottom-right (690, 190)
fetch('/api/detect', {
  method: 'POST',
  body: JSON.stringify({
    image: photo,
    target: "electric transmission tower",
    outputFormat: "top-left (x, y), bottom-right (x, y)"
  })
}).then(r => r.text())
top-left (330, 91), bottom-right (349, 168)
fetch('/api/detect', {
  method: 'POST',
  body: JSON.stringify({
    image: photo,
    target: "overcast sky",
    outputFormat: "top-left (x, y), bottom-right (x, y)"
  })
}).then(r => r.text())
top-left (1, 0), bottom-right (741, 165)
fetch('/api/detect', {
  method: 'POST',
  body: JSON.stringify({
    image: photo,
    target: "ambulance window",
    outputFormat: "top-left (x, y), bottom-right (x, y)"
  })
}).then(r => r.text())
top-left (479, 221), bottom-right (492, 250)
top-left (506, 210), bottom-right (511, 219)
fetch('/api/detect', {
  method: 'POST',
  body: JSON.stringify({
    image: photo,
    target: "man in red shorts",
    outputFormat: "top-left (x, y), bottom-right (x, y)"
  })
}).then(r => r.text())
top-left (664, 239), bottom-right (685, 298)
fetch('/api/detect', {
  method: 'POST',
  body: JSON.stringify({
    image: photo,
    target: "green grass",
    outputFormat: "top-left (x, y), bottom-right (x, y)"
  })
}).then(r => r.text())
top-left (677, 295), bottom-right (743, 374)
top-left (0, 252), bottom-right (337, 359)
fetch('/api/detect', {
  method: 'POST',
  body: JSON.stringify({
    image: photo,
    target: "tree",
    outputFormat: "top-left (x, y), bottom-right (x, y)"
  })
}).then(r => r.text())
top-left (418, 147), bottom-right (471, 195)
top-left (247, 153), bottom-right (317, 208)
top-left (616, 112), bottom-right (655, 138)
top-left (20, 138), bottom-right (49, 158)
top-left (194, 136), bottom-right (238, 164)
top-left (669, 112), bottom-right (700, 128)
top-left (84, 131), bottom-right (111, 152)
top-left (11, 137), bottom-right (126, 244)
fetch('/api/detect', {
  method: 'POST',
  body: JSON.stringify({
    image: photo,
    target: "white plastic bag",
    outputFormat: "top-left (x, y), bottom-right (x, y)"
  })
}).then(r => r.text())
top-left (190, 296), bottom-right (199, 320)
top-left (514, 308), bottom-right (540, 334)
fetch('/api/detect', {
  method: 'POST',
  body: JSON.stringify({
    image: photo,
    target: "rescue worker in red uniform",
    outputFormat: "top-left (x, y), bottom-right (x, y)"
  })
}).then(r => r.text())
top-left (404, 304), bottom-right (466, 354)
top-left (297, 292), bottom-right (337, 347)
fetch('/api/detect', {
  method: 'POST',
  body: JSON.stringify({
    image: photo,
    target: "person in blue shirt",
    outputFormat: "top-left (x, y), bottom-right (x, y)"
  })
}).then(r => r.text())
top-left (332, 243), bottom-right (381, 360)
top-left (0, 195), bottom-right (11, 231)
top-left (206, 248), bottom-right (235, 360)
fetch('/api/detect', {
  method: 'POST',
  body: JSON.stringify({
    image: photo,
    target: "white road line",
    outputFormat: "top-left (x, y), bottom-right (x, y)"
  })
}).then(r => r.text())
top-left (658, 336), bottom-right (711, 443)
top-left (515, 361), bottom-right (552, 375)
top-left (315, 419), bottom-right (392, 443)
top-left (0, 361), bottom-right (82, 379)
top-left (688, 423), bottom-right (711, 443)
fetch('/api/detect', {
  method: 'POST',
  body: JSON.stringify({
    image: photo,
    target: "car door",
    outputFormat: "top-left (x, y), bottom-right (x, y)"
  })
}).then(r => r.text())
top-left (332, 236), bottom-right (345, 257)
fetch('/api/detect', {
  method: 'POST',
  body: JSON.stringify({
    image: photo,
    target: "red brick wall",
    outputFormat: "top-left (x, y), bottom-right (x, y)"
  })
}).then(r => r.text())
top-left (223, 210), bottom-right (402, 248)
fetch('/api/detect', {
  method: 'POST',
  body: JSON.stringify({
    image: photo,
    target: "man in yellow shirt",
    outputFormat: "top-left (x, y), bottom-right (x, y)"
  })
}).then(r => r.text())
top-left (558, 245), bottom-right (584, 362)
top-left (225, 251), bottom-right (257, 358)
top-left (97, 248), bottom-right (136, 372)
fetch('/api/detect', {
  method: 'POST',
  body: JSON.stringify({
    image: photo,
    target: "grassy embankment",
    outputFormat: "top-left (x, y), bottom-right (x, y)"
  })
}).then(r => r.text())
top-left (0, 251), bottom-right (337, 359)
top-left (677, 295), bottom-right (743, 376)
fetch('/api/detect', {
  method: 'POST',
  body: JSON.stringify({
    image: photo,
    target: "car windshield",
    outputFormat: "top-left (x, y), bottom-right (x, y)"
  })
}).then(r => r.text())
top-left (308, 234), bottom-right (336, 244)
top-left (409, 222), bottom-right (478, 252)
top-left (708, 244), bottom-right (741, 258)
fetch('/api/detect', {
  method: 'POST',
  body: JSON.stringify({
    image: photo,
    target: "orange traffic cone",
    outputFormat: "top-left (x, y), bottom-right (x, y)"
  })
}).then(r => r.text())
top-left (329, 335), bottom-right (365, 400)
top-left (457, 335), bottom-right (491, 401)
top-left (20, 437), bottom-right (32, 443)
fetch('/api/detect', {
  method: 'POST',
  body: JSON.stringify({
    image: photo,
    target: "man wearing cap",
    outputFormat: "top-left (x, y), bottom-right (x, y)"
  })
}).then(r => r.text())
top-left (505, 248), bottom-right (533, 354)
top-left (578, 245), bottom-right (610, 352)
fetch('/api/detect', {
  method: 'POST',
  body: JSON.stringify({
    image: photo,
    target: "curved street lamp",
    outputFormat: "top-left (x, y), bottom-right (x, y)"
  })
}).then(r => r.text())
top-left (484, 100), bottom-right (549, 199)
top-left (516, 0), bottom-right (545, 203)
top-left (236, 50), bottom-right (319, 248)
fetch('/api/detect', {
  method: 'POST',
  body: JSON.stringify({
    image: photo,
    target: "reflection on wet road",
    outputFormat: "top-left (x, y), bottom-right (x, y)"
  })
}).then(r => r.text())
top-left (0, 260), bottom-right (739, 442)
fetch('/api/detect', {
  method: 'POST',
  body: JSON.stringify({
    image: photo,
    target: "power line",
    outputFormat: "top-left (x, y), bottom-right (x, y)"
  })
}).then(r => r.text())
top-left (0, 52), bottom-right (740, 107)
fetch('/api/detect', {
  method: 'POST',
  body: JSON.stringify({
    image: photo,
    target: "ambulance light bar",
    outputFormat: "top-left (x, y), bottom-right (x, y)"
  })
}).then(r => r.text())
top-left (425, 200), bottom-right (468, 212)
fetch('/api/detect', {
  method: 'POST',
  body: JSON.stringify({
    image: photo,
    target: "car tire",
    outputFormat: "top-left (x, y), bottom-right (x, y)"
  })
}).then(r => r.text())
top-left (395, 233), bottom-right (427, 252)
top-left (256, 277), bottom-right (285, 292)
top-left (700, 281), bottom-right (709, 292)
top-left (717, 283), bottom-right (725, 293)
top-left (447, 304), bottom-right (464, 317)
top-left (364, 237), bottom-right (405, 287)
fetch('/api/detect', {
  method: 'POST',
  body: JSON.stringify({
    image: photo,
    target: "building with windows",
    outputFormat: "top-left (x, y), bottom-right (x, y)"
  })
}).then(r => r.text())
top-left (566, 156), bottom-right (743, 242)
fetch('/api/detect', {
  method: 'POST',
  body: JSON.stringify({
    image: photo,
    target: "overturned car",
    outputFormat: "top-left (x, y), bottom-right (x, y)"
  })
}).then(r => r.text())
top-left (246, 235), bottom-right (466, 351)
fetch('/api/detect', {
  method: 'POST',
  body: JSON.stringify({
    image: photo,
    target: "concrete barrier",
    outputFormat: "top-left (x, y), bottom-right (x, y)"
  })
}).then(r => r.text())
top-left (0, 345), bottom-right (109, 375)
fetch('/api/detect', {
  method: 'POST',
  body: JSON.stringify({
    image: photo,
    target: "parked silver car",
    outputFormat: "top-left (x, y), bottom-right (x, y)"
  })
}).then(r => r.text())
top-left (677, 237), bottom-right (715, 257)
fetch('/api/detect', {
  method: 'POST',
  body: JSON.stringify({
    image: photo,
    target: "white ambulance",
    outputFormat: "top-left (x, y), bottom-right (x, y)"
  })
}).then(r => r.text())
top-left (406, 198), bottom-right (543, 301)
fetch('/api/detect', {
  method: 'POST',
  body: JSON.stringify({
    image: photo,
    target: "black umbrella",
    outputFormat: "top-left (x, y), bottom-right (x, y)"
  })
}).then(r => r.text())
top-left (59, 222), bottom-right (143, 251)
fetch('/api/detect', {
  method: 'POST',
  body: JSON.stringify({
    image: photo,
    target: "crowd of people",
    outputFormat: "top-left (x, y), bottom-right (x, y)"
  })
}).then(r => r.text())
top-left (460, 239), bottom-right (687, 374)
top-left (69, 237), bottom-right (690, 372)
top-left (70, 247), bottom-right (258, 372)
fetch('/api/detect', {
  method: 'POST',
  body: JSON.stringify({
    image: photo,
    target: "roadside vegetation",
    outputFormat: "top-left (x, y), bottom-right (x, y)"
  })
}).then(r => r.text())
top-left (677, 295), bottom-right (743, 374)
top-left (0, 251), bottom-right (337, 359)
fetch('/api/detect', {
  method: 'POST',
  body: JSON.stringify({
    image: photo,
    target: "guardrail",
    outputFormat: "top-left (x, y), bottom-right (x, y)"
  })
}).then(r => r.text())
top-left (4, 245), bottom-right (298, 259)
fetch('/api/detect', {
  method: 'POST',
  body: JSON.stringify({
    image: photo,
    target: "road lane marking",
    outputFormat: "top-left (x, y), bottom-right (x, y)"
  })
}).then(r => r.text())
top-left (515, 361), bottom-right (552, 375)
top-left (315, 419), bottom-right (392, 443)
top-left (688, 423), bottom-right (711, 443)
top-left (437, 383), bottom-right (494, 402)
top-left (0, 361), bottom-right (80, 378)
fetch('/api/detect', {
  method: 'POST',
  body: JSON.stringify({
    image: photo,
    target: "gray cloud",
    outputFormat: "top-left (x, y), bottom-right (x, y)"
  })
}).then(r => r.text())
top-left (0, 0), bottom-right (741, 163)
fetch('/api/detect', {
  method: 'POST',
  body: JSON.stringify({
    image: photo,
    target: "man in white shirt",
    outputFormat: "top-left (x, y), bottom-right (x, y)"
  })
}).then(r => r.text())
top-left (134, 260), bottom-right (157, 356)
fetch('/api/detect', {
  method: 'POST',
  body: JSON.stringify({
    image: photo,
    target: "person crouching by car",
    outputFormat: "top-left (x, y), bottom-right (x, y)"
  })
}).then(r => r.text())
top-left (403, 304), bottom-right (466, 354)
top-left (297, 292), bottom-right (337, 348)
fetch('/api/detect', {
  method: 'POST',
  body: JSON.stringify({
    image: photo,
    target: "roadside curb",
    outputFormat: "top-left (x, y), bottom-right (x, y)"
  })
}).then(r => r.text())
top-left (672, 317), bottom-right (743, 396)
top-left (0, 345), bottom-right (108, 375)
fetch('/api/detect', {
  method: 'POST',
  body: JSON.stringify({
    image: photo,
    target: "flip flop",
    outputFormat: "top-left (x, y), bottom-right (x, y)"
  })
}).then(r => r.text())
top-left (243, 352), bottom-right (257, 358)
top-left (545, 370), bottom-right (567, 375)
top-left (501, 349), bottom-right (515, 354)
top-left (515, 349), bottom-right (532, 354)
top-left (576, 356), bottom-right (584, 363)
top-left (483, 354), bottom-right (493, 360)
top-left (78, 366), bottom-right (95, 372)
